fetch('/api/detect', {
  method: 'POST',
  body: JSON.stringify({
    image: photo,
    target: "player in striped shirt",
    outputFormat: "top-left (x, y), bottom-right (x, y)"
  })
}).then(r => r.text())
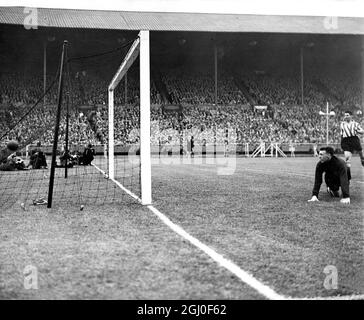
top-left (340, 111), bottom-right (364, 170)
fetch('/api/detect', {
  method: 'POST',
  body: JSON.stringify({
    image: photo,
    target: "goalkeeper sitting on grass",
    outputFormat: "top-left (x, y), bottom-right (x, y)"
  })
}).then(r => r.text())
top-left (308, 146), bottom-right (351, 204)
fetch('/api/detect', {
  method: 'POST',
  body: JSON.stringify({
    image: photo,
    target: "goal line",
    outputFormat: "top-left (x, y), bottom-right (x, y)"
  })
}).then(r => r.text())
top-left (104, 167), bottom-right (364, 300)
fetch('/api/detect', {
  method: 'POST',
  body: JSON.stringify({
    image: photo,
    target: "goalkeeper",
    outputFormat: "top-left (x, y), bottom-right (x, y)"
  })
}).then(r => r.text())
top-left (308, 146), bottom-right (351, 204)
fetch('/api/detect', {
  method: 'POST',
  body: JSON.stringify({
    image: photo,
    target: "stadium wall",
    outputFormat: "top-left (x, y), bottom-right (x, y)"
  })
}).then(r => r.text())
top-left (26, 143), bottom-right (344, 157)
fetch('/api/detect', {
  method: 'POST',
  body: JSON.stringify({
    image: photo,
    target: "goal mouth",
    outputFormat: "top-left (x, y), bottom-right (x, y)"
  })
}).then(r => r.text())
top-left (107, 32), bottom-right (151, 205)
top-left (0, 34), bottom-right (149, 209)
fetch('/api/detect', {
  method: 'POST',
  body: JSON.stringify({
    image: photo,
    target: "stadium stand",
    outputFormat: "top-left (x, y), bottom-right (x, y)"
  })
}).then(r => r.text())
top-left (1, 65), bottom-right (362, 149)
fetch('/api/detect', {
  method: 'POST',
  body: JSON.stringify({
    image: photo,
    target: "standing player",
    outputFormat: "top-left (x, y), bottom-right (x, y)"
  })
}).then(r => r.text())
top-left (340, 111), bottom-right (364, 174)
top-left (289, 141), bottom-right (295, 157)
top-left (186, 136), bottom-right (194, 158)
top-left (312, 141), bottom-right (319, 157)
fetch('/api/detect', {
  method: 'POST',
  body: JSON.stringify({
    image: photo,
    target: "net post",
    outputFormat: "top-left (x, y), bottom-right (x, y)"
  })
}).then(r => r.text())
top-left (47, 40), bottom-right (68, 208)
top-left (108, 88), bottom-right (115, 180)
top-left (139, 30), bottom-right (152, 205)
top-left (64, 91), bottom-right (69, 178)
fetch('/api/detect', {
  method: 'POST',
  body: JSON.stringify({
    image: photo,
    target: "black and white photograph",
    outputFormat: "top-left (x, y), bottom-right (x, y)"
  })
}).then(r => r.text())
top-left (0, 0), bottom-right (363, 307)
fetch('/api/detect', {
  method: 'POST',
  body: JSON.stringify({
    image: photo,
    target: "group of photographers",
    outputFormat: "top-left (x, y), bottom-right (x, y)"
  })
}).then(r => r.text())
top-left (57, 143), bottom-right (95, 168)
top-left (0, 143), bottom-right (95, 171)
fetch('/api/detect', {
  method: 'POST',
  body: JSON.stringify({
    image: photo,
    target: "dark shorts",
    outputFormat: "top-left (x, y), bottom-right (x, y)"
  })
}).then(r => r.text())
top-left (341, 136), bottom-right (362, 153)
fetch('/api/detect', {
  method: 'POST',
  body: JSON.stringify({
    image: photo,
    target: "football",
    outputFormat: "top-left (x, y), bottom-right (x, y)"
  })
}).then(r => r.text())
top-left (7, 140), bottom-right (19, 151)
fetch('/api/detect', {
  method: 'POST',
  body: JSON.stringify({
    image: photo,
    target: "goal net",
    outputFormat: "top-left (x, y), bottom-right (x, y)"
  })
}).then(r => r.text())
top-left (0, 33), bottom-right (151, 209)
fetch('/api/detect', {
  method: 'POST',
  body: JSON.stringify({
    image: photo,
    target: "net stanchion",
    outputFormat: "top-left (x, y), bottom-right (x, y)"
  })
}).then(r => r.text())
top-left (0, 38), bottom-right (144, 209)
top-left (48, 40), bottom-right (68, 208)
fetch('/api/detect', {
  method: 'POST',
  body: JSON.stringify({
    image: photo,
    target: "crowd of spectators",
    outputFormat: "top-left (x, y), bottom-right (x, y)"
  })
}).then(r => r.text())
top-left (1, 68), bottom-right (362, 149)
top-left (162, 69), bottom-right (249, 105)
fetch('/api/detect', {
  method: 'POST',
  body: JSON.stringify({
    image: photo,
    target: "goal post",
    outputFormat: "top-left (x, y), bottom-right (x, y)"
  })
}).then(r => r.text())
top-left (139, 31), bottom-right (152, 205)
top-left (108, 30), bottom-right (152, 205)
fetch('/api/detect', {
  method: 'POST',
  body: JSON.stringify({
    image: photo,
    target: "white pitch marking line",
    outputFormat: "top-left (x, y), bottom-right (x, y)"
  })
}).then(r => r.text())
top-left (147, 205), bottom-right (285, 300)
top-left (93, 163), bottom-right (284, 299)
top-left (187, 161), bottom-right (364, 183)
top-left (92, 164), bottom-right (141, 202)
top-left (243, 168), bottom-right (313, 179)
top-left (243, 167), bottom-right (364, 184)
top-left (95, 162), bottom-right (363, 300)
top-left (148, 204), bottom-right (364, 301)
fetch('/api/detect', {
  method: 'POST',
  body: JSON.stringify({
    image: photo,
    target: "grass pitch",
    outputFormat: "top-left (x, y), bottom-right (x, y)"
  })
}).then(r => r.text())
top-left (0, 156), bottom-right (363, 299)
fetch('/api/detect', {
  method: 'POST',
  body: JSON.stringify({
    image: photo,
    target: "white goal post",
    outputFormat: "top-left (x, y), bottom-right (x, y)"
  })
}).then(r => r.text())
top-left (108, 30), bottom-right (152, 205)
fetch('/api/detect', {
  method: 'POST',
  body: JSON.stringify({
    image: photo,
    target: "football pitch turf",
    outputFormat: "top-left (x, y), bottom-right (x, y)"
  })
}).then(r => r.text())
top-left (0, 156), bottom-right (363, 299)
